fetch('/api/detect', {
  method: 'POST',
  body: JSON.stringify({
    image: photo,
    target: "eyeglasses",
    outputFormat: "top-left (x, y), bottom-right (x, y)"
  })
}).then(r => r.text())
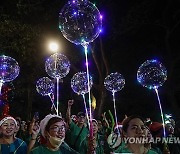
top-left (50, 126), bottom-right (65, 132)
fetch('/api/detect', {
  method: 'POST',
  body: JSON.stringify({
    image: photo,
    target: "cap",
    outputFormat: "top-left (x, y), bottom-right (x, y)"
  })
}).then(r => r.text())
top-left (149, 122), bottom-right (163, 132)
top-left (40, 114), bottom-right (62, 138)
top-left (0, 115), bottom-right (17, 127)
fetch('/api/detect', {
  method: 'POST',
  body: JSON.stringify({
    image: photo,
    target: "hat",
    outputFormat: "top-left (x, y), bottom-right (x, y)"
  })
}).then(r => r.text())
top-left (40, 114), bottom-right (62, 138)
top-left (0, 115), bottom-right (17, 127)
top-left (92, 119), bottom-right (98, 125)
top-left (149, 122), bottom-right (163, 132)
top-left (77, 112), bottom-right (85, 117)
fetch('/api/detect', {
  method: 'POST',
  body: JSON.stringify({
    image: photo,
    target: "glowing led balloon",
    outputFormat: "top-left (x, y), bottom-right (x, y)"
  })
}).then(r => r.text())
top-left (36, 77), bottom-right (54, 96)
top-left (45, 53), bottom-right (70, 79)
top-left (59, 0), bottom-right (102, 46)
top-left (137, 59), bottom-right (167, 89)
top-left (71, 72), bottom-right (93, 95)
top-left (104, 72), bottom-right (125, 93)
top-left (0, 55), bottom-right (20, 82)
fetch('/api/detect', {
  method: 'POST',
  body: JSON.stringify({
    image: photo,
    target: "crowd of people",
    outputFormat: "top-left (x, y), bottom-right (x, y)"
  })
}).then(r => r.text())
top-left (0, 99), bottom-right (180, 154)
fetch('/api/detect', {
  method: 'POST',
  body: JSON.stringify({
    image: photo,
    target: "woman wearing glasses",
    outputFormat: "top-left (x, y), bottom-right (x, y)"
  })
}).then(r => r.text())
top-left (30, 114), bottom-right (78, 154)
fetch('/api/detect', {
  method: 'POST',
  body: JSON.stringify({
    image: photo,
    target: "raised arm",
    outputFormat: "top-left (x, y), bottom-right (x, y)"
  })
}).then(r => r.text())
top-left (27, 122), bottom-right (40, 154)
top-left (66, 100), bottom-right (74, 125)
top-left (102, 112), bottom-right (110, 128)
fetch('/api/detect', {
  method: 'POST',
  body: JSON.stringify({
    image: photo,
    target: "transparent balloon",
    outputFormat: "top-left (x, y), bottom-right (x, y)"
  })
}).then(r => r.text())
top-left (71, 72), bottom-right (93, 95)
top-left (0, 55), bottom-right (20, 82)
top-left (104, 72), bottom-right (125, 93)
top-left (45, 53), bottom-right (70, 79)
top-left (59, 0), bottom-right (102, 46)
top-left (36, 77), bottom-right (55, 96)
top-left (137, 59), bottom-right (167, 89)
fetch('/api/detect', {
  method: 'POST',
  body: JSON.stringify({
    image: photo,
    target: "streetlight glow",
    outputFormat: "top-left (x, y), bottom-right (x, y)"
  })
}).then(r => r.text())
top-left (49, 42), bottom-right (59, 52)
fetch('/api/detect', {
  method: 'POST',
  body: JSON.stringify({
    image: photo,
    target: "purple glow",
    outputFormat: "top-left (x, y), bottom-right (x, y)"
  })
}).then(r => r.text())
top-left (85, 62), bottom-right (89, 67)
top-left (59, 0), bottom-right (102, 45)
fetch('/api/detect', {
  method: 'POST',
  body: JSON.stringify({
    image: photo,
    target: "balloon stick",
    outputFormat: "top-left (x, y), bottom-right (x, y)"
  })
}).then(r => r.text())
top-left (155, 88), bottom-right (166, 137)
top-left (112, 91), bottom-right (120, 135)
top-left (82, 94), bottom-right (90, 128)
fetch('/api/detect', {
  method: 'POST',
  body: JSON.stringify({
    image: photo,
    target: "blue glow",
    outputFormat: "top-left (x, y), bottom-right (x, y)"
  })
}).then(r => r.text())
top-left (59, 25), bottom-right (62, 30)
top-left (137, 59), bottom-right (167, 90)
top-left (165, 114), bottom-right (172, 119)
top-left (81, 38), bottom-right (85, 43)
top-left (152, 59), bottom-right (157, 63)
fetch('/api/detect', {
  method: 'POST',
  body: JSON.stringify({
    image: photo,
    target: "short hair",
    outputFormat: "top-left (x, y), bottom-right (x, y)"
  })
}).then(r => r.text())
top-left (77, 112), bottom-right (85, 117)
top-left (45, 117), bottom-right (64, 132)
top-left (122, 115), bottom-right (145, 133)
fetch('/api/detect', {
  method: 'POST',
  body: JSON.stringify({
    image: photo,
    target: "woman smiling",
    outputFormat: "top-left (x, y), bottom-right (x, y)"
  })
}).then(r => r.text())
top-left (0, 115), bottom-right (27, 154)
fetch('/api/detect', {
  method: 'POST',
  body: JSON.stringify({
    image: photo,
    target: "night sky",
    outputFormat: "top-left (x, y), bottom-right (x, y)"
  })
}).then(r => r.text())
top-left (0, 0), bottom-right (180, 123)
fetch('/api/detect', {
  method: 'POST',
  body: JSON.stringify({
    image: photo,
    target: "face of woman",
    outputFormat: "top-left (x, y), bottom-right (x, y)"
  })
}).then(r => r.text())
top-left (0, 119), bottom-right (16, 137)
top-left (125, 118), bottom-right (146, 139)
top-left (48, 121), bottom-right (66, 139)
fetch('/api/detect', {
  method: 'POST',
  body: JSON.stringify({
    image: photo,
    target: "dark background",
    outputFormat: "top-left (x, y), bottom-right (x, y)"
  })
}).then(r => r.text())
top-left (0, 0), bottom-right (180, 123)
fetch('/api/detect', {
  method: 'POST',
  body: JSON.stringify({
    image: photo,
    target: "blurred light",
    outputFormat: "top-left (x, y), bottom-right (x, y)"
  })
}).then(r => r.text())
top-left (165, 120), bottom-right (171, 124)
top-left (49, 42), bottom-right (59, 53)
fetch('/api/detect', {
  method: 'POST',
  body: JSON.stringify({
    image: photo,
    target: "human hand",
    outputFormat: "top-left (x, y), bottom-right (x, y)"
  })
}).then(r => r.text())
top-left (88, 135), bottom-right (97, 152)
top-left (31, 123), bottom-right (40, 140)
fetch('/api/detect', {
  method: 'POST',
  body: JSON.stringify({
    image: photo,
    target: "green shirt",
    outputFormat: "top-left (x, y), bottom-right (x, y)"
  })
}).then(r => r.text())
top-left (30, 142), bottom-right (79, 154)
top-left (114, 144), bottom-right (159, 154)
top-left (66, 121), bottom-right (88, 152)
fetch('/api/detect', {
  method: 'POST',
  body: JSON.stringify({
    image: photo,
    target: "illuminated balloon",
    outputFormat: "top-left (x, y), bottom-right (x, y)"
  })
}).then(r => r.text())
top-left (0, 55), bottom-right (20, 82)
top-left (71, 72), bottom-right (93, 95)
top-left (45, 53), bottom-right (70, 79)
top-left (36, 77), bottom-right (54, 96)
top-left (137, 59), bottom-right (167, 89)
top-left (104, 72), bottom-right (125, 93)
top-left (59, 0), bottom-right (102, 46)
